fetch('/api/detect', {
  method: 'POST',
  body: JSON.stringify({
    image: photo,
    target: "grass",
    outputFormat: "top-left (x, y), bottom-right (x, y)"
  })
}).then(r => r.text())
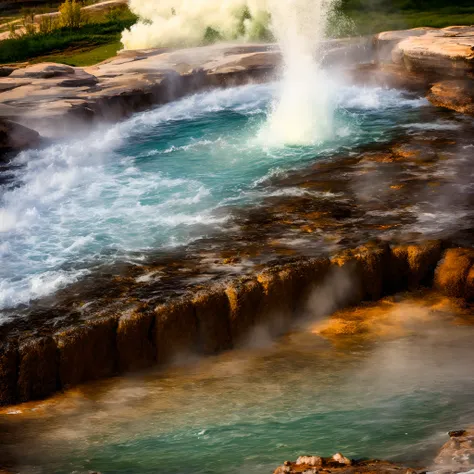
top-left (345, 7), bottom-right (474, 36)
top-left (42, 39), bottom-right (122, 65)
top-left (0, 16), bottom-right (134, 64)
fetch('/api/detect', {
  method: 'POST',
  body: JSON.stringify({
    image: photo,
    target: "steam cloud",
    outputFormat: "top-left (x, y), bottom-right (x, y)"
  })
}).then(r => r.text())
top-left (122, 0), bottom-right (339, 145)
top-left (121, 0), bottom-right (271, 50)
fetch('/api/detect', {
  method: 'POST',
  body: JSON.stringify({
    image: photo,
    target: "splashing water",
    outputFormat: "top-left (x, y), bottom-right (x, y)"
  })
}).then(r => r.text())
top-left (261, 0), bottom-right (337, 145)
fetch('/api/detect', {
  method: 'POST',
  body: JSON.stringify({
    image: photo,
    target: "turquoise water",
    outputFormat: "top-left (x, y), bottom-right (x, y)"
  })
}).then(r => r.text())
top-left (0, 82), bottom-right (436, 312)
top-left (5, 307), bottom-right (474, 473)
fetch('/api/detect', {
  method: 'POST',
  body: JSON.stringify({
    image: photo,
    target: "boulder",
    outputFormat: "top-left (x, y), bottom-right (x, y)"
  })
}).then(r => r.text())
top-left (393, 33), bottom-right (474, 77)
top-left (193, 286), bottom-right (233, 354)
top-left (154, 296), bottom-right (198, 364)
top-left (0, 340), bottom-right (18, 406)
top-left (428, 80), bottom-right (474, 115)
top-left (434, 428), bottom-right (474, 468)
top-left (434, 248), bottom-right (474, 299)
top-left (0, 119), bottom-right (40, 155)
top-left (54, 315), bottom-right (118, 388)
top-left (117, 306), bottom-right (155, 372)
top-left (17, 336), bottom-right (58, 402)
top-left (0, 67), bottom-right (14, 78)
top-left (10, 63), bottom-right (75, 79)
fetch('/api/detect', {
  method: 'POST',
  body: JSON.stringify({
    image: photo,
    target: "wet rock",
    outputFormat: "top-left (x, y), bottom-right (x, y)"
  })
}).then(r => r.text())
top-left (0, 119), bottom-right (40, 155)
top-left (296, 456), bottom-right (323, 466)
top-left (193, 286), bottom-right (232, 354)
top-left (54, 315), bottom-right (118, 388)
top-left (390, 241), bottom-right (443, 291)
top-left (428, 80), bottom-right (474, 115)
top-left (434, 428), bottom-right (474, 468)
top-left (225, 277), bottom-right (264, 344)
top-left (154, 296), bottom-right (198, 363)
top-left (117, 306), bottom-right (155, 372)
top-left (0, 340), bottom-right (18, 406)
top-left (332, 242), bottom-right (390, 301)
top-left (333, 453), bottom-right (352, 465)
top-left (435, 248), bottom-right (474, 299)
top-left (17, 336), bottom-right (58, 402)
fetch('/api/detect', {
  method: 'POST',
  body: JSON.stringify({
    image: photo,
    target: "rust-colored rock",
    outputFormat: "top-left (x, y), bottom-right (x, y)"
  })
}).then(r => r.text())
top-left (0, 340), bottom-right (18, 406)
top-left (117, 306), bottom-right (155, 372)
top-left (193, 286), bottom-right (232, 354)
top-left (332, 242), bottom-right (390, 301)
top-left (17, 336), bottom-right (58, 402)
top-left (225, 277), bottom-right (264, 344)
top-left (390, 240), bottom-right (443, 291)
top-left (428, 80), bottom-right (474, 115)
top-left (154, 296), bottom-right (198, 364)
top-left (54, 315), bottom-right (118, 388)
top-left (435, 248), bottom-right (474, 299)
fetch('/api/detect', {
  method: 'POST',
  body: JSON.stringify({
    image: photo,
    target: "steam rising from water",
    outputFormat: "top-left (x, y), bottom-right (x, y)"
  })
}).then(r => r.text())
top-left (122, 0), bottom-right (337, 145)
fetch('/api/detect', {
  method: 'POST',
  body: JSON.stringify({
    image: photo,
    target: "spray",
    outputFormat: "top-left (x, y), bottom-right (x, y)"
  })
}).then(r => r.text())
top-left (122, 0), bottom-right (338, 146)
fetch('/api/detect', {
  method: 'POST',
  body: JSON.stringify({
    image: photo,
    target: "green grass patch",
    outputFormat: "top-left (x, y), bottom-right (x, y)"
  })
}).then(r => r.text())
top-left (0, 17), bottom-right (133, 64)
top-left (42, 39), bottom-right (122, 66)
top-left (344, 7), bottom-right (474, 36)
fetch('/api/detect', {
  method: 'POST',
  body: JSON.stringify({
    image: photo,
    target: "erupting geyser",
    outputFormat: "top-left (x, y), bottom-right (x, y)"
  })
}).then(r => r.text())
top-left (122, 0), bottom-right (338, 145)
top-left (263, 0), bottom-right (337, 145)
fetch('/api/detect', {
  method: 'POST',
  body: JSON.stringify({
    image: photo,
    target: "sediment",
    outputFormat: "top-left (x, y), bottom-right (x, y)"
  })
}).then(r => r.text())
top-left (1, 239), bottom-right (474, 406)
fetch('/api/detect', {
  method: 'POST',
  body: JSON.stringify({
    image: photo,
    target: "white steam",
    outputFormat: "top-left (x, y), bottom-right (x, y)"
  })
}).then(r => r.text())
top-left (122, 0), bottom-right (338, 145)
top-left (121, 0), bottom-right (270, 50)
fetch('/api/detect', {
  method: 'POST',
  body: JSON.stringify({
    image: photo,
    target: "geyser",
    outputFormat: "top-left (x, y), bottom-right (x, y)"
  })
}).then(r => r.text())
top-left (261, 0), bottom-right (337, 145)
top-left (122, 0), bottom-right (338, 145)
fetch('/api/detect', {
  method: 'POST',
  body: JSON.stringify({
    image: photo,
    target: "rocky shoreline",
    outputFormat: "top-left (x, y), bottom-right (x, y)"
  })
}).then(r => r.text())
top-left (1, 239), bottom-right (474, 406)
top-left (273, 429), bottom-right (474, 474)
top-left (1, 25), bottom-right (474, 153)
top-left (1, 26), bottom-right (474, 406)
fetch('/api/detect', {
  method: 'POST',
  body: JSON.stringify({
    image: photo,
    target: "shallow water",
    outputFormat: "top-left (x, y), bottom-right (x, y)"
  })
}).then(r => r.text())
top-left (2, 296), bottom-right (473, 473)
top-left (0, 81), bottom-right (439, 311)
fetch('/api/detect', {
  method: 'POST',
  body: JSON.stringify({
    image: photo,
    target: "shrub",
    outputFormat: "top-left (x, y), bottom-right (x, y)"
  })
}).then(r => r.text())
top-left (59, 0), bottom-right (83, 28)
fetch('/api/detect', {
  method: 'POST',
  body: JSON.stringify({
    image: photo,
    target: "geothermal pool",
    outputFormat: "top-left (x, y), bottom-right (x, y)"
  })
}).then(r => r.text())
top-left (1, 295), bottom-right (474, 473)
top-left (0, 80), bottom-right (466, 313)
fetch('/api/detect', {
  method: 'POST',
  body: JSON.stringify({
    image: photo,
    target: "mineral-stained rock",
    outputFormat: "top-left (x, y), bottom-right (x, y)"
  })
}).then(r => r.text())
top-left (0, 339), bottom-right (18, 406)
top-left (389, 241), bottom-right (443, 291)
top-left (117, 306), bottom-right (155, 372)
top-left (434, 428), bottom-right (474, 468)
top-left (154, 296), bottom-right (198, 363)
top-left (434, 248), bottom-right (474, 299)
top-left (17, 336), bottom-right (58, 402)
top-left (274, 454), bottom-right (410, 474)
top-left (0, 119), bottom-right (40, 155)
top-left (193, 286), bottom-right (232, 354)
top-left (54, 315), bottom-right (118, 388)
top-left (332, 242), bottom-right (390, 301)
top-left (428, 80), bottom-right (474, 115)
top-left (225, 277), bottom-right (264, 344)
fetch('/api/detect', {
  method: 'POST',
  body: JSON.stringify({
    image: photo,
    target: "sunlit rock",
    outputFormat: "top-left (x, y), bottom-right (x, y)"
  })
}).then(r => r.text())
top-left (428, 80), bottom-right (474, 115)
top-left (435, 248), bottom-right (474, 299)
